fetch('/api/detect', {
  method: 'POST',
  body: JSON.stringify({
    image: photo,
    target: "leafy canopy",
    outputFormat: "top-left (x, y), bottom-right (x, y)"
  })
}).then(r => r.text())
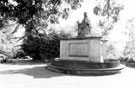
top-left (0, 0), bottom-right (83, 32)
top-left (93, 0), bottom-right (123, 35)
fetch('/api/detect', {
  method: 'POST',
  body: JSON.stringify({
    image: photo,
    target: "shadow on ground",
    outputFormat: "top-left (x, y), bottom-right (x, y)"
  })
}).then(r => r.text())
top-left (0, 59), bottom-right (66, 78)
top-left (11, 59), bottom-right (46, 65)
top-left (0, 65), bottom-right (67, 78)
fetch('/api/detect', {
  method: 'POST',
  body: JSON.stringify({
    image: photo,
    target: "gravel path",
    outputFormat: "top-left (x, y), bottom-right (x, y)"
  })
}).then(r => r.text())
top-left (0, 60), bottom-right (134, 88)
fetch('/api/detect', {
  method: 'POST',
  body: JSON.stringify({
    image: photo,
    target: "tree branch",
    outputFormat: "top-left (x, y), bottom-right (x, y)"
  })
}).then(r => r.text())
top-left (11, 23), bottom-right (20, 34)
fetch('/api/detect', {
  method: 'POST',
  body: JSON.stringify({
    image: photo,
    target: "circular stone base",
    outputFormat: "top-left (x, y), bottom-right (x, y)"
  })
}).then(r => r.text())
top-left (46, 61), bottom-right (125, 76)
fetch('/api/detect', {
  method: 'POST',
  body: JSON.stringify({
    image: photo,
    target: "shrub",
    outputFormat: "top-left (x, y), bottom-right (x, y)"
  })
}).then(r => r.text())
top-left (0, 27), bottom-right (24, 63)
top-left (21, 30), bottom-right (71, 62)
top-left (0, 28), bottom-right (20, 63)
top-left (122, 42), bottom-right (135, 63)
top-left (13, 48), bottom-right (25, 59)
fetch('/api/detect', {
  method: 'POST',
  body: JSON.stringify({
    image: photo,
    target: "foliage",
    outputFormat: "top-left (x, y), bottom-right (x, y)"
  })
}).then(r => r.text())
top-left (93, 0), bottom-right (123, 35)
top-left (21, 30), bottom-right (71, 61)
top-left (0, 28), bottom-right (16, 57)
top-left (107, 18), bottom-right (135, 63)
top-left (0, 0), bottom-right (83, 61)
top-left (12, 48), bottom-right (25, 58)
top-left (104, 42), bottom-right (122, 61)
top-left (123, 18), bottom-right (135, 62)
top-left (0, 25), bottom-right (22, 63)
top-left (104, 43), bottom-right (118, 60)
top-left (0, 0), bottom-right (83, 36)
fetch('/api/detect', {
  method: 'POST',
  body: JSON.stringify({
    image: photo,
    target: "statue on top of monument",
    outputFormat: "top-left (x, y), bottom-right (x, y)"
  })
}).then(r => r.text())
top-left (77, 12), bottom-right (91, 37)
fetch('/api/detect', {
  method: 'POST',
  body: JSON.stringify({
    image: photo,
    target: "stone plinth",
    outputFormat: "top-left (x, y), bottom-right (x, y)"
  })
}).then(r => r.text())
top-left (60, 36), bottom-right (103, 62)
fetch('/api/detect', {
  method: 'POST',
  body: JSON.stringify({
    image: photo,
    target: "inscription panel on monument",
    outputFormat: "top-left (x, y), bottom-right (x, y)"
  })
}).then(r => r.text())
top-left (69, 42), bottom-right (89, 57)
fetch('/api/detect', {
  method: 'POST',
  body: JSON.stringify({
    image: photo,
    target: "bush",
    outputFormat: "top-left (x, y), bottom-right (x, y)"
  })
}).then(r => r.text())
top-left (13, 48), bottom-right (25, 59)
top-left (21, 30), bottom-right (71, 62)
top-left (0, 28), bottom-right (21, 63)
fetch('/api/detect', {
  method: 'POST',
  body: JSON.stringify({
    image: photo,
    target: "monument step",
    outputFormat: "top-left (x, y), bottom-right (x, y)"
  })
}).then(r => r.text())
top-left (46, 64), bottom-right (125, 76)
top-left (50, 60), bottom-right (120, 69)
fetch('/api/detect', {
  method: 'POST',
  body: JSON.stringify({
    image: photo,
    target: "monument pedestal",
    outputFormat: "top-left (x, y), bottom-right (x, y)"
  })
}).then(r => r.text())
top-left (60, 36), bottom-right (102, 62)
top-left (47, 36), bottom-right (124, 75)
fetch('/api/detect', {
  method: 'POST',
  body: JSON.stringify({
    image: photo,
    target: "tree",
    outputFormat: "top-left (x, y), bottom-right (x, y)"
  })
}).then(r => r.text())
top-left (0, 0), bottom-right (83, 36)
top-left (123, 18), bottom-right (135, 62)
top-left (93, 0), bottom-right (123, 35)
top-left (0, 0), bottom-right (83, 60)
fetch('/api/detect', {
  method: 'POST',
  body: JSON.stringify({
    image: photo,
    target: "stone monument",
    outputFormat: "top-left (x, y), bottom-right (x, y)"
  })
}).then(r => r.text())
top-left (47, 12), bottom-right (124, 75)
top-left (77, 12), bottom-right (91, 37)
top-left (59, 12), bottom-right (102, 62)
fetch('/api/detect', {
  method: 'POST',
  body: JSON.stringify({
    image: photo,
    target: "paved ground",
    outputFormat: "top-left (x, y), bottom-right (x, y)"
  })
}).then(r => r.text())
top-left (0, 60), bottom-right (135, 88)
